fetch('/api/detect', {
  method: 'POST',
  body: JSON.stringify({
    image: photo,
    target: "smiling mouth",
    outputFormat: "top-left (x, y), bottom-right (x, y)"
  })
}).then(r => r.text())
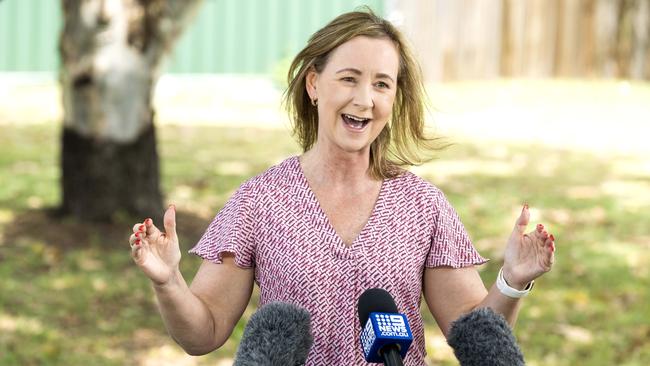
top-left (342, 113), bottom-right (371, 130)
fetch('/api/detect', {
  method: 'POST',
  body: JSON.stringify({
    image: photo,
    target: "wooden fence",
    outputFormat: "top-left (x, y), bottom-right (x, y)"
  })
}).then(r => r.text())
top-left (394, 0), bottom-right (650, 81)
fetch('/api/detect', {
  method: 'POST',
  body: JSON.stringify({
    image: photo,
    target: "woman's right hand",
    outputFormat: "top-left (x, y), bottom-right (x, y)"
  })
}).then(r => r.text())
top-left (129, 205), bottom-right (182, 286)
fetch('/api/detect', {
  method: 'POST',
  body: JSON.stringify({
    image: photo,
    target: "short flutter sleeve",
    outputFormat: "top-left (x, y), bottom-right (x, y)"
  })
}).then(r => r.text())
top-left (189, 183), bottom-right (257, 268)
top-left (425, 189), bottom-right (488, 268)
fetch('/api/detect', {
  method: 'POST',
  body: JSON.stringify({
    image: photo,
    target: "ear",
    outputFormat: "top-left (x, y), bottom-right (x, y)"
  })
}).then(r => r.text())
top-left (305, 68), bottom-right (318, 100)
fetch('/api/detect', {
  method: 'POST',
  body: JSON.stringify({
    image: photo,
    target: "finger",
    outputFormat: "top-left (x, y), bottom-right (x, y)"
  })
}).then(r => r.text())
top-left (531, 224), bottom-right (544, 241)
top-left (144, 216), bottom-right (162, 237)
top-left (164, 204), bottom-right (178, 242)
top-left (547, 236), bottom-right (556, 267)
top-left (533, 227), bottom-right (551, 245)
top-left (132, 222), bottom-right (146, 234)
top-left (548, 234), bottom-right (556, 252)
top-left (131, 236), bottom-right (152, 259)
top-left (129, 233), bottom-right (144, 255)
top-left (512, 203), bottom-right (530, 236)
top-left (131, 238), bottom-right (144, 258)
top-left (129, 233), bottom-right (142, 248)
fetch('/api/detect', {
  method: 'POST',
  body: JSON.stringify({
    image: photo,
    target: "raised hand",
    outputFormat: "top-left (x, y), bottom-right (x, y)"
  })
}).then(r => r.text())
top-left (502, 204), bottom-right (555, 289)
top-left (129, 205), bottom-right (182, 286)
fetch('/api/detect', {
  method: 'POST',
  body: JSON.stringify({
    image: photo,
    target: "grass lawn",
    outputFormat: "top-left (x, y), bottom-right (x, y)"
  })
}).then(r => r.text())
top-left (1, 82), bottom-right (649, 365)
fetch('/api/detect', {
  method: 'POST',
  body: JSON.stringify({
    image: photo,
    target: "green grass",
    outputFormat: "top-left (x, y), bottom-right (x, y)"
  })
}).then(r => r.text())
top-left (1, 122), bottom-right (649, 365)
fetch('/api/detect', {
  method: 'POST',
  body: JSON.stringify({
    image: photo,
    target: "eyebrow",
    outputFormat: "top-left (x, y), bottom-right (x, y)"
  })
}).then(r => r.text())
top-left (335, 68), bottom-right (395, 83)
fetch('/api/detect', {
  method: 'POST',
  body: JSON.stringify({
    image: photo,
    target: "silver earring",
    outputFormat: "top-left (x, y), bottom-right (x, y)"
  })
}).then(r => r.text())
top-left (311, 98), bottom-right (318, 107)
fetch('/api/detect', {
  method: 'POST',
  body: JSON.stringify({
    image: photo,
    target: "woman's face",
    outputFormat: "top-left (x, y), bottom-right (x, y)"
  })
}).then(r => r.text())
top-left (306, 36), bottom-right (399, 156)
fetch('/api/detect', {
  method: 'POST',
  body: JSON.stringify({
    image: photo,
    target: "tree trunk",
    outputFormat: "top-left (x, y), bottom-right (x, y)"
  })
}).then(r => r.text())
top-left (59, 0), bottom-right (202, 222)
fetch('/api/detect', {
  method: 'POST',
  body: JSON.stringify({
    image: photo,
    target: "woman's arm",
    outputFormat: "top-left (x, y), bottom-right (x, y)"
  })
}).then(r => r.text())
top-left (422, 266), bottom-right (522, 337)
top-left (153, 257), bottom-right (254, 355)
top-left (423, 204), bottom-right (555, 337)
top-left (129, 206), bottom-right (254, 355)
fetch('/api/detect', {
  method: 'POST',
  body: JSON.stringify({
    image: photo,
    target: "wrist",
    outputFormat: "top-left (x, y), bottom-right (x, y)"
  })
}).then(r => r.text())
top-left (501, 267), bottom-right (527, 290)
top-left (496, 267), bottom-right (534, 298)
top-left (152, 268), bottom-right (183, 291)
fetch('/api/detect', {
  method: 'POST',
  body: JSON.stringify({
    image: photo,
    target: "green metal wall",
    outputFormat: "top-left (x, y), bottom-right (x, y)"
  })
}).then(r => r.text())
top-left (0, 0), bottom-right (384, 74)
top-left (0, 0), bottom-right (62, 72)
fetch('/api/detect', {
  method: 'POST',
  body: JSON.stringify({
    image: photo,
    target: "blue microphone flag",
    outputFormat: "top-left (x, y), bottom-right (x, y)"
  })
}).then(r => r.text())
top-left (360, 312), bottom-right (413, 363)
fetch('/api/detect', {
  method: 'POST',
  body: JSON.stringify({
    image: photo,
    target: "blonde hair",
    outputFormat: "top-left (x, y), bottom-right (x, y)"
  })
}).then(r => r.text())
top-left (285, 7), bottom-right (443, 179)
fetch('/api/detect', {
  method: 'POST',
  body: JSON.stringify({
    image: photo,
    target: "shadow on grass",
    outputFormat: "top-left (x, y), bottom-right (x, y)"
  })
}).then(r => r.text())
top-left (0, 208), bottom-right (244, 366)
top-left (0, 124), bottom-right (299, 365)
top-left (3, 208), bottom-right (211, 251)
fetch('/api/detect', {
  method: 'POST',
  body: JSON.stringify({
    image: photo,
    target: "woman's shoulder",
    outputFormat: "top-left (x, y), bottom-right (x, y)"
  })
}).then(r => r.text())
top-left (388, 169), bottom-right (444, 198)
top-left (383, 169), bottom-right (451, 224)
top-left (237, 155), bottom-right (301, 195)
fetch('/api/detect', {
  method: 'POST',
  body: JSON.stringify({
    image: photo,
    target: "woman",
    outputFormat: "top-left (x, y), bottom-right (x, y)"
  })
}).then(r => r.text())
top-left (128, 9), bottom-right (555, 365)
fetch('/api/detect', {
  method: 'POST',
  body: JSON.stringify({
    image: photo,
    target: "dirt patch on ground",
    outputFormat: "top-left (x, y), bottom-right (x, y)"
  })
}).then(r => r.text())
top-left (1, 207), bottom-right (212, 252)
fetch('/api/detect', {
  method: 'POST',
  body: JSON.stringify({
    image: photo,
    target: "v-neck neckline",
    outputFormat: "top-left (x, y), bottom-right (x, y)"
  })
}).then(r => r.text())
top-left (293, 156), bottom-right (387, 250)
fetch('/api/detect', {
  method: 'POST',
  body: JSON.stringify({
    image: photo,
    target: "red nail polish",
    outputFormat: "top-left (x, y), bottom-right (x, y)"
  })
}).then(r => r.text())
top-left (135, 232), bottom-right (140, 238)
top-left (139, 224), bottom-right (145, 231)
top-left (135, 239), bottom-right (141, 245)
top-left (549, 234), bottom-right (555, 241)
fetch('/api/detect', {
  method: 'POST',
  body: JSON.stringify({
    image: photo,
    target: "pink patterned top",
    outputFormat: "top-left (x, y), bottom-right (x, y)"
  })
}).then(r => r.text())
top-left (190, 156), bottom-right (487, 365)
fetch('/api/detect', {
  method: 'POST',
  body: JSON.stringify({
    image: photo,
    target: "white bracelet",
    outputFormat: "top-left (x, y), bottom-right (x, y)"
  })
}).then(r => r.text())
top-left (496, 267), bottom-right (534, 298)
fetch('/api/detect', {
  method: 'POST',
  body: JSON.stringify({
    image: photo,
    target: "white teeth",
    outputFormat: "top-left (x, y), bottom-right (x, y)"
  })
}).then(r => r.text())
top-left (344, 114), bottom-right (369, 122)
top-left (342, 113), bottom-right (370, 131)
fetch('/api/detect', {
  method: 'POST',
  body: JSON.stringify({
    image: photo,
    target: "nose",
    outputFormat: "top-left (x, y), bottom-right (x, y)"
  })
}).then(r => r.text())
top-left (352, 84), bottom-right (373, 109)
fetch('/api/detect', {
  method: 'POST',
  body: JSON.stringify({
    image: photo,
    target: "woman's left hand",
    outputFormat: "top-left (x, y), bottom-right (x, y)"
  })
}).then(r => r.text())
top-left (502, 204), bottom-right (555, 289)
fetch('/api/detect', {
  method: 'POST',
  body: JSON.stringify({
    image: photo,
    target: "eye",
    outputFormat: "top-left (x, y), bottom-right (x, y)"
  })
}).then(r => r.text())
top-left (341, 76), bottom-right (356, 83)
top-left (376, 81), bottom-right (390, 89)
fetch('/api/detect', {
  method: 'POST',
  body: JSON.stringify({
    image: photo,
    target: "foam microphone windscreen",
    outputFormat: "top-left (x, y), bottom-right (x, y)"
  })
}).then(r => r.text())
top-left (358, 288), bottom-right (399, 327)
top-left (233, 301), bottom-right (313, 366)
top-left (447, 307), bottom-right (525, 366)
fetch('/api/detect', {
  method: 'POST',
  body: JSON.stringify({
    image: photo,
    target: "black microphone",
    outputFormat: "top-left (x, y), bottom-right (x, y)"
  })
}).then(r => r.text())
top-left (447, 307), bottom-right (525, 366)
top-left (358, 288), bottom-right (413, 366)
top-left (233, 301), bottom-right (313, 366)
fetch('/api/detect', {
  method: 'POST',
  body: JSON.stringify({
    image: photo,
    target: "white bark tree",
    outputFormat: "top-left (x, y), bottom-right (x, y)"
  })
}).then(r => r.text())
top-left (59, 0), bottom-right (202, 221)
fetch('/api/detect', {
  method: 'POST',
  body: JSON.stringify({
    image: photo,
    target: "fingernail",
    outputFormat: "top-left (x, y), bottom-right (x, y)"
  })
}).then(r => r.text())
top-left (135, 239), bottom-right (141, 245)
top-left (139, 224), bottom-right (145, 232)
top-left (145, 218), bottom-right (152, 225)
top-left (135, 232), bottom-right (140, 238)
top-left (549, 234), bottom-right (555, 241)
top-left (537, 224), bottom-right (544, 231)
top-left (543, 230), bottom-right (548, 236)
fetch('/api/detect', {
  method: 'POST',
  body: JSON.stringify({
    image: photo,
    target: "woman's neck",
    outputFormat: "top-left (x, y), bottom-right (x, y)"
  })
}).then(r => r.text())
top-left (299, 144), bottom-right (377, 190)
